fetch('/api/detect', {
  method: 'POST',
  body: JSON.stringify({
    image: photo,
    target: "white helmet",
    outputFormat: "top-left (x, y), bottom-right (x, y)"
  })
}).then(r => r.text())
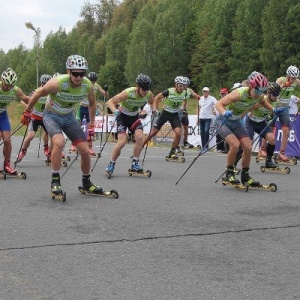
top-left (182, 77), bottom-right (190, 85)
top-left (231, 82), bottom-right (242, 90)
top-left (53, 72), bottom-right (61, 78)
top-left (1, 68), bottom-right (17, 85)
top-left (174, 76), bottom-right (184, 84)
top-left (40, 74), bottom-right (52, 85)
top-left (66, 54), bottom-right (88, 70)
top-left (286, 65), bottom-right (299, 77)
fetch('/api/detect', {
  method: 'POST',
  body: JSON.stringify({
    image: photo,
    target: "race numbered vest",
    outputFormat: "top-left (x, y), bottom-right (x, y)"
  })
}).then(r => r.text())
top-left (163, 87), bottom-right (186, 113)
top-left (46, 74), bottom-right (92, 115)
top-left (120, 87), bottom-right (151, 116)
top-left (226, 87), bottom-right (264, 120)
top-left (0, 83), bottom-right (19, 113)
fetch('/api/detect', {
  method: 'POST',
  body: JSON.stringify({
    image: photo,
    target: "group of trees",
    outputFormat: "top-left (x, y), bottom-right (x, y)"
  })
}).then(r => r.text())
top-left (0, 0), bottom-right (299, 98)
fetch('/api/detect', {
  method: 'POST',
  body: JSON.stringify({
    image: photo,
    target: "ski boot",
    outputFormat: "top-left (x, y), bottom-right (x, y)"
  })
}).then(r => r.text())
top-left (106, 161), bottom-right (115, 178)
top-left (182, 140), bottom-right (194, 149)
top-left (165, 149), bottom-right (185, 163)
top-left (241, 169), bottom-right (260, 187)
top-left (44, 145), bottom-right (49, 157)
top-left (256, 147), bottom-right (267, 163)
top-left (78, 174), bottom-right (119, 198)
top-left (260, 157), bottom-right (290, 174)
top-left (274, 151), bottom-right (297, 165)
top-left (89, 147), bottom-right (97, 157)
top-left (15, 149), bottom-right (27, 163)
top-left (128, 158), bottom-right (152, 177)
top-left (51, 173), bottom-right (66, 201)
top-left (222, 167), bottom-right (244, 189)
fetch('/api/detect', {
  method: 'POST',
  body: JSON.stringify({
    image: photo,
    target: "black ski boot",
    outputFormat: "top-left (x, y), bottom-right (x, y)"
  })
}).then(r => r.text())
top-left (82, 174), bottom-right (103, 194)
top-left (51, 173), bottom-right (63, 195)
top-left (224, 167), bottom-right (240, 184)
top-left (241, 168), bottom-right (260, 187)
top-left (265, 156), bottom-right (277, 168)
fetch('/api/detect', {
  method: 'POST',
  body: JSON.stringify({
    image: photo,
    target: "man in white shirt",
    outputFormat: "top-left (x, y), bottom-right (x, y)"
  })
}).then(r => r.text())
top-left (197, 87), bottom-right (217, 150)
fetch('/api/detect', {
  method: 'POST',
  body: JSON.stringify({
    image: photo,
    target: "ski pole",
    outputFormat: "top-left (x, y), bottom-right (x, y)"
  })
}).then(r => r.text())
top-left (14, 125), bottom-right (29, 168)
top-left (91, 118), bottom-right (116, 172)
top-left (0, 123), bottom-right (23, 147)
top-left (141, 113), bottom-right (157, 169)
top-left (175, 117), bottom-right (227, 185)
top-left (61, 152), bottom-right (80, 179)
top-left (37, 127), bottom-right (43, 158)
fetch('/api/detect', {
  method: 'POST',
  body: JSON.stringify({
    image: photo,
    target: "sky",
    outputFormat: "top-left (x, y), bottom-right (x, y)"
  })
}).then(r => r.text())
top-left (1, 1), bottom-right (98, 53)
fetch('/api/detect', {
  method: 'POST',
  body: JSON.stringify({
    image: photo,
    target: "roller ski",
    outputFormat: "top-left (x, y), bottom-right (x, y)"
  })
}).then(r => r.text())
top-left (105, 161), bottom-right (115, 179)
top-left (78, 174), bottom-right (119, 198)
top-left (61, 152), bottom-right (71, 162)
top-left (221, 167), bottom-right (246, 190)
top-left (128, 158), bottom-right (152, 177)
top-left (274, 152), bottom-right (297, 165)
top-left (165, 148), bottom-right (185, 163)
top-left (1, 161), bottom-right (27, 179)
top-left (181, 141), bottom-right (195, 150)
top-left (260, 157), bottom-right (291, 174)
top-left (51, 174), bottom-right (66, 202)
top-left (241, 168), bottom-right (277, 192)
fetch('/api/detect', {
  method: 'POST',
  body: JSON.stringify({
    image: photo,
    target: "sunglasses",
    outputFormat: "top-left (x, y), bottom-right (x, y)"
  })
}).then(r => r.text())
top-left (71, 71), bottom-right (86, 78)
top-left (271, 93), bottom-right (280, 97)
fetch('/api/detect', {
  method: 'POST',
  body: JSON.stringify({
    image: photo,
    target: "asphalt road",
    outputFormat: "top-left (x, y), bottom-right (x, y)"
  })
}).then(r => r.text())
top-left (0, 137), bottom-right (300, 300)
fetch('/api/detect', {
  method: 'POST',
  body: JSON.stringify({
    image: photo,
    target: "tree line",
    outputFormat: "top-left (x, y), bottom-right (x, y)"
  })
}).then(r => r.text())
top-left (0, 0), bottom-right (299, 98)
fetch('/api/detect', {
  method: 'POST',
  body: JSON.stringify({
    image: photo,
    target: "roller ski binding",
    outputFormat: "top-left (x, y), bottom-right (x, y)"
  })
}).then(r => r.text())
top-left (78, 175), bottom-right (119, 198)
top-left (274, 152), bottom-right (297, 165)
top-left (241, 169), bottom-right (277, 192)
top-left (51, 174), bottom-right (66, 202)
top-left (260, 157), bottom-right (290, 174)
top-left (222, 168), bottom-right (246, 190)
top-left (128, 159), bottom-right (152, 177)
top-left (15, 149), bottom-right (27, 163)
top-left (1, 161), bottom-right (27, 179)
top-left (165, 149), bottom-right (185, 163)
top-left (105, 161), bottom-right (115, 179)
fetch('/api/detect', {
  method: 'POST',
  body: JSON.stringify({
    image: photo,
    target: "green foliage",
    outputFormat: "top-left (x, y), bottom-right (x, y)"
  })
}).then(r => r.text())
top-left (1, 0), bottom-right (299, 101)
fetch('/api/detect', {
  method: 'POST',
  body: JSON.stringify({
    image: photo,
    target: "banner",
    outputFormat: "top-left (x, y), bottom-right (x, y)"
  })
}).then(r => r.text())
top-left (275, 114), bottom-right (300, 157)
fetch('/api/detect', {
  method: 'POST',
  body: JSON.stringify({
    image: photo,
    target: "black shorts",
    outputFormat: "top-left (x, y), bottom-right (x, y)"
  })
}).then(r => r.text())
top-left (116, 113), bottom-right (143, 135)
top-left (153, 110), bottom-right (181, 130)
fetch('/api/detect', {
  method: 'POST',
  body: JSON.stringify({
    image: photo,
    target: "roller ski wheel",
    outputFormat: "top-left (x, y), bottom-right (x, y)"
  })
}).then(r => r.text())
top-left (78, 186), bottom-right (119, 198)
top-left (244, 182), bottom-right (277, 192)
top-left (1, 170), bottom-right (27, 179)
top-left (62, 155), bottom-right (71, 162)
top-left (221, 178), bottom-right (248, 192)
top-left (51, 190), bottom-right (66, 202)
top-left (165, 155), bottom-right (185, 163)
top-left (260, 165), bottom-right (290, 174)
top-left (128, 168), bottom-right (152, 178)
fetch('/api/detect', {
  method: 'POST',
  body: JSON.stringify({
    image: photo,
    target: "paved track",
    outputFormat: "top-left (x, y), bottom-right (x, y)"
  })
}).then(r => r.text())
top-left (0, 137), bottom-right (300, 300)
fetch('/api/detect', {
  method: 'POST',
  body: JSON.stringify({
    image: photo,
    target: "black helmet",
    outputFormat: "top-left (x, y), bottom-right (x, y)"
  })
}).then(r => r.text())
top-left (267, 82), bottom-right (281, 94)
top-left (88, 72), bottom-right (97, 81)
top-left (136, 73), bottom-right (151, 90)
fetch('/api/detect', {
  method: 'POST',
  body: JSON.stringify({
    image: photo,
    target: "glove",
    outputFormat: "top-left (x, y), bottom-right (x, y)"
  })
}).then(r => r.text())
top-left (114, 109), bottom-right (120, 117)
top-left (88, 124), bottom-right (95, 137)
top-left (223, 110), bottom-right (232, 118)
top-left (273, 107), bottom-right (285, 115)
top-left (21, 110), bottom-right (32, 126)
